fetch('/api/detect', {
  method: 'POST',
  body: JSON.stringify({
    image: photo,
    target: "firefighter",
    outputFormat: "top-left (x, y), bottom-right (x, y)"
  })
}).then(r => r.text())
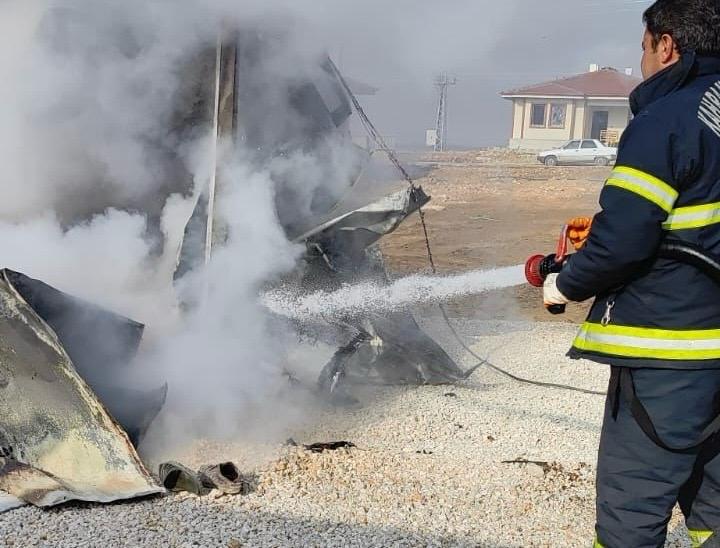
top-left (542, 1), bottom-right (720, 546)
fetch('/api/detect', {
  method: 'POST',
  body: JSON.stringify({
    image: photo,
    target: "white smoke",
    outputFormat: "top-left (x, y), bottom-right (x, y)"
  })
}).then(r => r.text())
top-left (0, 0), bottom-right (368, 449)
top-left (133, 161), bottom-right (306, 445)
top-left (0, 0), bottom-right (630, 453)
top-left (0, 210), bottom-right (172, 323)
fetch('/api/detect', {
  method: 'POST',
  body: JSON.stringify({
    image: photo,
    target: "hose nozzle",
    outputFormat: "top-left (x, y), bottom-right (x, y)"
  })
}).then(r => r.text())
top-left (525, 253), bottom-right (561, 287)
top-left (525, 253), bottom-right (567, 315)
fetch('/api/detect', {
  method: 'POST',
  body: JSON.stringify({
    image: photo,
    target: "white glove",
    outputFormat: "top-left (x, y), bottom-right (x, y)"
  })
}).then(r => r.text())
top-left (543, 273), bottom-right (570, 306)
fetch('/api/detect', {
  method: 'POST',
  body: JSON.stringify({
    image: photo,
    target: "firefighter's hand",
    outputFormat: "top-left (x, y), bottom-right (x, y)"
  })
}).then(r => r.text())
top-left (543, 274), bottom-right (570, 306)
top-left (567, 217), bottom-right (593, 250)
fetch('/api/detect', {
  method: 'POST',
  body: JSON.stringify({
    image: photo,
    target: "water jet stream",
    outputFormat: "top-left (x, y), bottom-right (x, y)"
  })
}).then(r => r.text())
top-left (262, 264), bottom-right (526, 321)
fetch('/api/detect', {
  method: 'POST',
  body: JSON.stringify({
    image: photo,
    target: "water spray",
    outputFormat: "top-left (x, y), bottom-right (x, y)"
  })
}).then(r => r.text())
top-left (262, 264), bottom-right (526, 322)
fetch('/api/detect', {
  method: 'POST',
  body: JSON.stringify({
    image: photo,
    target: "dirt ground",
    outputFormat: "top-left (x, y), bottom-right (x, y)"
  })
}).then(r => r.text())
top-left (380, 149), bottom-right (611, 324)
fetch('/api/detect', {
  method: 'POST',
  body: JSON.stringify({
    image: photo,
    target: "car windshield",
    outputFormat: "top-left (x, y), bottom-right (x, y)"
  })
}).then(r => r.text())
top-left (563, 141), bottom-right (580, 150)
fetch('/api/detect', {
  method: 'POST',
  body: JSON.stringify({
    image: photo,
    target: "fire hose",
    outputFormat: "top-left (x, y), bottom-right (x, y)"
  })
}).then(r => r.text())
top-left (333, 65), bottom-right (628, 397)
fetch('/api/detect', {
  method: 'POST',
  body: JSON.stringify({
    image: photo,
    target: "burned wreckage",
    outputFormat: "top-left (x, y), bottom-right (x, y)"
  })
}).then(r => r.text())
top-left (174, 32), bottom-right (471, 398)
top-left (0, 30), bottom-right (471, 510)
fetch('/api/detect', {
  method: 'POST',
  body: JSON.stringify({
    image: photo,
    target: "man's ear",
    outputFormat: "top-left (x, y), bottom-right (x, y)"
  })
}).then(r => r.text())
top-left (659, 33), bottom-right (678, 63)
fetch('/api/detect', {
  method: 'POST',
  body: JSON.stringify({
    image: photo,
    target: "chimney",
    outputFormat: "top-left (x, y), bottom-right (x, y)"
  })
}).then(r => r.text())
top-left (589, 63), bottom-right (599, 73)
top-left (624, 67), bottom-right (634, 76)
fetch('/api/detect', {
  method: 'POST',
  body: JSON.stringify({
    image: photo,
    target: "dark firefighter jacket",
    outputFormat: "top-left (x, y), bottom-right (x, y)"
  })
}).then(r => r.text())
top-left (557, 53), bottom-right (720, 369)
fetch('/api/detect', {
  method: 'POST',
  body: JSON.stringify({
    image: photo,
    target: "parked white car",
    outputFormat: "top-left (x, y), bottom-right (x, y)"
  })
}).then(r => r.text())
top-left (537, 139), bottom-right (617, 167)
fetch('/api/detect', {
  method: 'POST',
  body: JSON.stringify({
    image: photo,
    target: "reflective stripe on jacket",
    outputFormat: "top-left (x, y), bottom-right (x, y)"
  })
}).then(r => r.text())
top-left (557, 53), bottom-right (720, 369)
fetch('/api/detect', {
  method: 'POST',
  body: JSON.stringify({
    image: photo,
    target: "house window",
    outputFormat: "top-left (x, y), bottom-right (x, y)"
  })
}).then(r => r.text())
top-left (549, 103), bottom-right (567, 128)
top-left (530, 104), bottom-right (547, 127)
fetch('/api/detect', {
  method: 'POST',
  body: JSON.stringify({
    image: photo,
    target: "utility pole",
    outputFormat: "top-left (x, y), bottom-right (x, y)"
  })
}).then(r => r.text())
top-left (434, 72), bottom-right (457, 152)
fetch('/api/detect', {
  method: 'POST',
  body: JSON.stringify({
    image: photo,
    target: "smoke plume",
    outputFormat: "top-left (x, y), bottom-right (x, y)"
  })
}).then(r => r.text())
top-left (0, 0), bottom-right (651, 452)
top-left (0, 0), bottom-right (370, 450)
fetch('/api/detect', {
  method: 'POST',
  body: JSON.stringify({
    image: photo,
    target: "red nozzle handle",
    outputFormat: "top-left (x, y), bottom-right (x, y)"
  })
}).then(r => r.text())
top-left (525, 255), bottom-right (546, 287)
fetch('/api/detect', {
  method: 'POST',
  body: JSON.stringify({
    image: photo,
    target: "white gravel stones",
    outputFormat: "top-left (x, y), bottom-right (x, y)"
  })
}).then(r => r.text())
top-left (0, 321), bottom-right (694, 547)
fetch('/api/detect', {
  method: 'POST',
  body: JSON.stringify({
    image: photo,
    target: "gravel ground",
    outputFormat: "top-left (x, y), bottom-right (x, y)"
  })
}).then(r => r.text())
top-left (0, 321), bottom-right (694, 547)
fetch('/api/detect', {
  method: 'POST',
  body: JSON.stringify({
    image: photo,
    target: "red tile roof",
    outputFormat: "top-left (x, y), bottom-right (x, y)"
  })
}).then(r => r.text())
top-left (501, 68), bottom-right (642, 99)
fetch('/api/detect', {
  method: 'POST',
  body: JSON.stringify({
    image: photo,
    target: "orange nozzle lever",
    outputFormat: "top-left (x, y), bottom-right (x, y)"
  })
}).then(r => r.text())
top-left (555, 225), bottom-right (570, 263)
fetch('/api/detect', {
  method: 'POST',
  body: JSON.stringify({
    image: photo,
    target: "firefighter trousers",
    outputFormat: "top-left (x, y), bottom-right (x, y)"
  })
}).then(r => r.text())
top-left (595, 367), bottom-right (720, 548)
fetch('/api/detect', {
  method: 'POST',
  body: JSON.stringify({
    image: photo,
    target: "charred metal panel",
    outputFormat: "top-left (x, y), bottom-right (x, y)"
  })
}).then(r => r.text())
top-left (303, 186), bottom-right (430, 270)
top-left (3, 270), bottom-right (165, 446)
top-left (0, 270), bottom-right (162, 508)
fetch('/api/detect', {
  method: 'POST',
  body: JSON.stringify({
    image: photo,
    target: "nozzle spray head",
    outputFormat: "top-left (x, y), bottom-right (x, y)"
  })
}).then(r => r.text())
top-left (525, 253), bottom-right (569, 315)
top-left (525, 253), bottom-right (561, 287)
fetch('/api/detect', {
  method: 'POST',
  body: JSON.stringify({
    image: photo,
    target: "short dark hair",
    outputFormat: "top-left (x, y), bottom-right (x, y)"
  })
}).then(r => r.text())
top-left (643, 0), bottom-right (720, 55)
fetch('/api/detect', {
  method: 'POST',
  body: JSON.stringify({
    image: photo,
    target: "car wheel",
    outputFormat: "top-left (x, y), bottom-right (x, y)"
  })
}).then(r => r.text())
top-left (544, 156), bottom-right (558, 167)
top-left (594, 157), bottom-right (609, 167)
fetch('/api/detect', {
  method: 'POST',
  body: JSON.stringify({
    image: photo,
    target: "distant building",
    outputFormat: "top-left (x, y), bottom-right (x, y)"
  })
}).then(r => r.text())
top-left (501, 65), bottom-right (642, 151)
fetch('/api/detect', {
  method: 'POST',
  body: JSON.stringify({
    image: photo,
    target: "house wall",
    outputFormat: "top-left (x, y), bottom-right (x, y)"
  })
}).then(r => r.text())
top-left (572, 101), bottom-right (586, 140)
top-left (584, 100), bottom-right (631, 140)
top-left (508, 98), bottom-right (631, 151)
top-left (511, 99), bottom-right (525, 140)
top-left (508, 99), bottom-right (573, 150)
top-left (608, 106), bottom-right (631, 137)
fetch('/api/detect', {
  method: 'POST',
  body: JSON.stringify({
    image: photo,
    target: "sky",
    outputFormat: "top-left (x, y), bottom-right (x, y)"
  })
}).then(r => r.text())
top-left (329, 0), bottom-right (654, 149)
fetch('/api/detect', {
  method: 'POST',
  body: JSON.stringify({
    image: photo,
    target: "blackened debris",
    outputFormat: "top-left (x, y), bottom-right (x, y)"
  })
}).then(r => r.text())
top-left (502, 458), bottom-right (551, 472)
top-left (303, 441), bottom-right (356, 453)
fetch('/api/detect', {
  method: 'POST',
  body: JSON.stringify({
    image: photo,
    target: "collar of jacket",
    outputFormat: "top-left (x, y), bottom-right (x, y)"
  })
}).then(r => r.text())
top-left (630, 52), bottom-right (720, 115)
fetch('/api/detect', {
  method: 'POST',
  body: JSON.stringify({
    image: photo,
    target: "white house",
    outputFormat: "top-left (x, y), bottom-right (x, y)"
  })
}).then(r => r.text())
top-left (501, 66), bottom-right (642, 151)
